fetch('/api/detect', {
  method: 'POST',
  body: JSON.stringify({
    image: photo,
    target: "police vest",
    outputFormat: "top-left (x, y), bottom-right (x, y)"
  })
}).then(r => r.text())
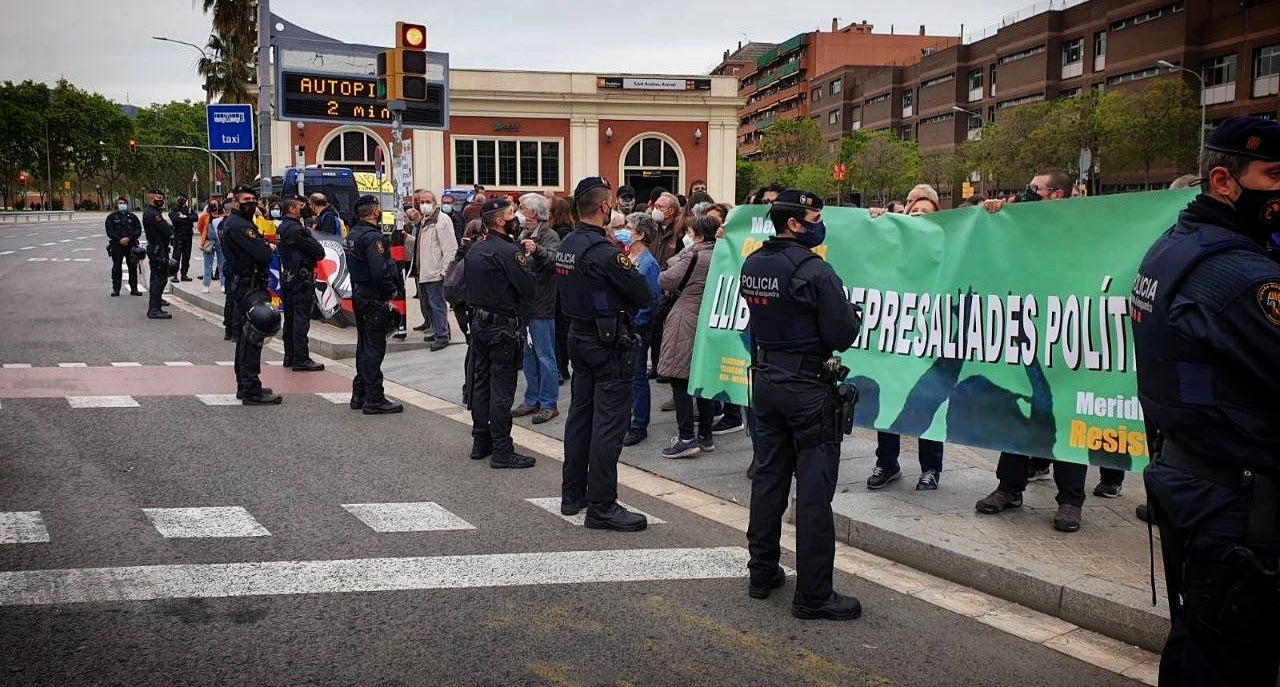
top-left (277, 219), bottom-right (309, 270)
top-left (740, 242), bottom-right (825, 356)
top-left (1131, 219), bottom-right (1279, 467)
top-left (219, 213), bottom-right (255, 278)
top-left (556, 228), bottom-right (627, 321)
top-left (345, 223), bottom-right (378, 285)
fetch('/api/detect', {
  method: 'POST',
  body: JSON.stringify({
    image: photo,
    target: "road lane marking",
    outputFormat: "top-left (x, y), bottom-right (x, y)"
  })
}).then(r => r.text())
top-left (0, 251), bottom-right (12, 256)
top-left (57, 363), bottom-right (88, 368)
top-left (195, 394), bottom-right (241, 406)
top-left (40, 242), bottom-right (55, 246)
top-left (0, 546), bottom-right (751, 606)
top-left (27, 257), bottom-right (47, 262)
top-left (525, 498), bottom-right (667, 526)
top-left (58, 239), bottom-right (71, 243)
top-left (214, 361), bottom-right (234, 366)
top-left (72, 248), bottom-right (94, 252)
top-left (2, 364), bottom-right (32, 369)
top-left (110, 362), bottom-right (142, 367)
top-left (0, 512), bottom-right (49, 544)
top-left (143, 506), bottom-right (270, 539)
top-left (19, 246), bottom-right (33, 250)
top-left (315, 392), bottom-right (349, 403)
top-left (341, 502), bottom-right (476, 533)
top-left (164, 361), bottom-right (195, 366)
top-left (73, 258), bottom-right (90, 262)
top-left (66, 395), bottom-right (139, 408)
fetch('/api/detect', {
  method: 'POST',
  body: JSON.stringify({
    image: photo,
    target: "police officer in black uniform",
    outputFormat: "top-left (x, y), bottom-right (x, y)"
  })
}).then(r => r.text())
top-left (142, 189), bottom-right (174, 319)
top-left (1131, 116), bottom-right (1280, 686)
top-left (105, 195), bottom-right (142, 297)
top-left (168, 194), bottom-right (196, 282)
top-left (464, 198), bottom-right (537, 469)
top-left (277, 197), bottom-right (326, 372)
top-left (220, 185), bottom-right (282, 406)
top-left (741, 189), bottom-right (862, 620)
top-left (346, 194), bottom-right (403, 415)
top-left (556, 178), bottom-right (654, 530)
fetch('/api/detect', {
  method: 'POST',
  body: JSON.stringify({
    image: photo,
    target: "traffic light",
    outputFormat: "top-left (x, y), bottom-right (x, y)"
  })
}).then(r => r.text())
top-left (18, 173), bottom-right (28, 187)
top-left (376, 21), bottom-right (428, 102)
top-left (128, 139), bottom-right (138, 153)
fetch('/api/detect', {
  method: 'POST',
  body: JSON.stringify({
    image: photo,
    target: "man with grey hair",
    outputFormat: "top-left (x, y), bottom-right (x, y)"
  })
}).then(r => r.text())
top-left (512, 193), bottom-right (562, 424)
top-left (409, 188), bottom-right (455, 351)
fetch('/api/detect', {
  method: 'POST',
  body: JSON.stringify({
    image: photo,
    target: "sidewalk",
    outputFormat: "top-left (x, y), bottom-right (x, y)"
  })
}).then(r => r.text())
top-left (170, 285), bottom-right (1170, 653)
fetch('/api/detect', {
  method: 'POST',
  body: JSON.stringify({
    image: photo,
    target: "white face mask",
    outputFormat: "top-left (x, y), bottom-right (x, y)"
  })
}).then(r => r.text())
top-left (651, 208), bottom-right (666, 224)
top-left (682, 233), bottom-right (694, 249)
top-left (269, 209), bottom-right (282, 219)
top-left (420, 203), bottom-right (434, 214)
top-left (117, 203), bottom-right (128, 212)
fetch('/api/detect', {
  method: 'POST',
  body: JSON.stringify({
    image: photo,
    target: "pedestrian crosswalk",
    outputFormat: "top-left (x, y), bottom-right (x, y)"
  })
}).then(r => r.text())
top-left (0, 498), bottom-right (668, 544)
top-left (0, 392), bottom-right (348, 409)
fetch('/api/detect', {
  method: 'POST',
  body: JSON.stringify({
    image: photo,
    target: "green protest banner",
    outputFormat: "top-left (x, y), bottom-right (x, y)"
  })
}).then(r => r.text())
top-left (689, 189), bottom-right (1199, 472)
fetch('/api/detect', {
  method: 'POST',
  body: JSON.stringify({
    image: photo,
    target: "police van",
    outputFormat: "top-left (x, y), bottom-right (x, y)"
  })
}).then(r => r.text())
top-left (273, 167), bottom-right (359, 233)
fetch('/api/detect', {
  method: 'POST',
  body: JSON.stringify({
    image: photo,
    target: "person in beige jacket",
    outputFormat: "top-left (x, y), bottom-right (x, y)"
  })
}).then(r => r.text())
top-left (407, 189), bottom-right (456, 351)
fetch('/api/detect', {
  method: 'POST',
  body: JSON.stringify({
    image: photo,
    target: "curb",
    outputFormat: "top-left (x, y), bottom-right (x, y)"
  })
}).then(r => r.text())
top-left (171, 284), bottom-right (431, 359)
top-left (824, 506), bottom-right (1169, 653)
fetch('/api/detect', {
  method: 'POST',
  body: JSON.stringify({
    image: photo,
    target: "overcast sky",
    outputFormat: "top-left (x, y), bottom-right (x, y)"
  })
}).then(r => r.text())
top-left (2, 0), bottom-right (1050, 106)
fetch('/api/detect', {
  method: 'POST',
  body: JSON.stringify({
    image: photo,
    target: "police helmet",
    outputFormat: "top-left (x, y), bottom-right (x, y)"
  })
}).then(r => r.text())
top-left (246, 301), bottom-right (282, 337)
top-left (166, 257), bottom-right (180, 276)
top-left (130, 243), bottom-right (147, 258)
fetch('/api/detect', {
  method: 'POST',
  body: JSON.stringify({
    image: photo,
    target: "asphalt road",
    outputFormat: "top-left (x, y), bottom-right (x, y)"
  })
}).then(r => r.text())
top-left (0, 217), bottom-right (1143, 686)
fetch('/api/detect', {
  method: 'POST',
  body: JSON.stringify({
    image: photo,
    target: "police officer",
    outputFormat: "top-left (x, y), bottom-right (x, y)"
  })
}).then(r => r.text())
top-left (556, 178), bottom-right (654, 530)
top-left (465, 198), bottom-right (536, 469)
top-left (346, 194), bottom-right (403, 415)
top-left (277, 197), bottom-right (325, 372)
top-left (168, 194), bottom-right (196, 282)
top-left (741, 189), bottom-right (862, 620)
top-left (142, 189), bottom-right (174, 319)
top-left (105, 195), bottom-right (142, 297)
top-left (221, 185), bottom-right (282, 406)
top-left (1131, 116), bottom-right (1280, 686)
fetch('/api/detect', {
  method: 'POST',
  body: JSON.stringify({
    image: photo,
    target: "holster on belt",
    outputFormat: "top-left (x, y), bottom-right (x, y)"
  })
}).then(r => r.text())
top-left (1161, 441), bottom-right (1279, 548)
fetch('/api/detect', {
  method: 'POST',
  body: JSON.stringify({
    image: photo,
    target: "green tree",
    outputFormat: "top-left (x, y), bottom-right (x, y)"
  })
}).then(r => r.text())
top-left (1104, 78), bottom-right (1199, 187)
top-left (735, 157), bottom-right (765, 204)
top-left (132, 101), bottom-right (210, 196)
top-left (0, 81), bottom-right (48, 208)
top-left (845, 130), bottom-right (919, 205)
top-left (197, 0), bottom-right (258, 183)
top-left (758, 117), bottom-right (828, 171)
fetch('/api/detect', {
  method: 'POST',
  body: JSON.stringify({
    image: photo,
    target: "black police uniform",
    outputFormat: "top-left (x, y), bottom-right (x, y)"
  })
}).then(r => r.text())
top-left (220, 208), bottom-right (275, 400)
top-left (741, 192), bottom-right (861, 615)
top-left (168, 199), bottom-right (196, 281)
top-left (464, 208), bottom-right (536, 467)
top-left (277, 214), bottom-right (325, 369)
top-left (1131, 118), bottom-right (1280, 686)
top-left (104, 208), bottom-right (142, 296)
top-left (345, 208), bottom-right (401, 413)
top-left (556, 183), bottom-right (654, 527)
top-left (142, 200), bottom-right (173, 315)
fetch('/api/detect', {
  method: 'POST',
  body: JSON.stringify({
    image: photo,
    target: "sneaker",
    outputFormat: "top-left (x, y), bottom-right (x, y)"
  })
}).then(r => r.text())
top-left (661, 437), bottom-right (701, 459)
top-left (512, 403), bottom-right (539, 417)
top-left (201, 286), bottom-right (210, 294)
top-left (584, 504), bottom-right (648, 532)
top-left (531, 408), bottom-right (559, 424)
top-left (975, 489), bottom-right (1023, 514)
top-left (1053, 504), bottom-right (1082, 532)
top-left (915, 469), bottom-right (940, 491)
top-left (1092, 482), bottom-right (1122, 498)
top-left (791, 592), bottom-right (863, 621)
top-left (865, 466), bottom-right (901, 490)
top-left (622, 429), bottom-right (647, 446)
top-left (660, 399), bottom-right (675, 412)
top-left (710, 417), bottom-right (744, 435)
top-left (748, 567), bottom-right (786, 599)
top-left (1027, 465), bottom-right (1051, 481)
top-left (697, 434), bottom-right (715, 453)
top-left (429, 340), bottom-right (449, 352)
top-left (413, 324), bottom-right (430, 332)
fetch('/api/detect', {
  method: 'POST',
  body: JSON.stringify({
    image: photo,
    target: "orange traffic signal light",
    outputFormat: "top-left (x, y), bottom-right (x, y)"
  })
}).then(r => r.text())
top-left (128, 139), bottom-right (138, 153)
top-left (18, 173), bottom-right (28, 187)
top-left (397, 22), bottom-right (426, 50)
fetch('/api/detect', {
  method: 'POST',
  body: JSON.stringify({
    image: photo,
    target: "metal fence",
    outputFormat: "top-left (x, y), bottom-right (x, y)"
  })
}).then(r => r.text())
top-left (0, 211), bottom-right (77, 224)
top-left (965, 0), bottom-right (1091, 44)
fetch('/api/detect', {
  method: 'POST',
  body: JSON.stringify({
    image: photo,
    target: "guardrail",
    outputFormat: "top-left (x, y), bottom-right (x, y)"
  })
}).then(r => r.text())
top-left (0, 211), bottom-right (76, 224)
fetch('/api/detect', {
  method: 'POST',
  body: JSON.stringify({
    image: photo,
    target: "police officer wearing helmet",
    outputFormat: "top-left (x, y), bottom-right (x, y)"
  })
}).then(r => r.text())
top-left (464, 197), bottom-right (537, 469)
top-left (1131, 116), bottom-right (1280, 686)
top-left (277, 197), bottom-right (326, 372)
top-left (742, 189), bottom-right (862, 620)
top-left (346, 194), bottom-right (403, 415)
top-left (220, 184), bottom-right (281, 405)
top-left (142, 189), bottom-right (174, 319)
top-left (105, 196), bottom-right (142, 297)
top-left (556, 177), bottom-right (654, 531)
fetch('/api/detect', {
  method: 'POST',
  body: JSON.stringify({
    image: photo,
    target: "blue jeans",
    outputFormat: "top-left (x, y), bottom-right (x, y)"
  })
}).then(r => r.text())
top-left (630, 327), bottom-right (651, 431)
top-left (202, 242), bottom-right (224, 288)
top-left (521, 318), bottom-right (559, 409)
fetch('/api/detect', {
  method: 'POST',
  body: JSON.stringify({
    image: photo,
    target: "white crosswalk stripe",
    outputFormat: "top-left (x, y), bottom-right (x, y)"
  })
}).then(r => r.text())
top-left (110, 362), bottom-right (142, 367)
top-left (195, 394), bottom-right (241, 406)
top-left (143, 506), bottom-right (270, 539)
top-left (0, 512), bottom-right (49, 544)
top-left (315, 392), bottom-right (350, 403)
top-left (66, 396), bottom-right (139, 408)
top-left (342, 502), bottom-right (476, 533)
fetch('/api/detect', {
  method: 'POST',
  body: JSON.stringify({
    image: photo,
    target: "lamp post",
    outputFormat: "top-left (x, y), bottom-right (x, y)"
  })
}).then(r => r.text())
top-left (153, 35), bottom-right (214, 198)
top-left (1157, 60), bottom-right (1207, 152)
top-left (952, 106), bottom-right (986, 196)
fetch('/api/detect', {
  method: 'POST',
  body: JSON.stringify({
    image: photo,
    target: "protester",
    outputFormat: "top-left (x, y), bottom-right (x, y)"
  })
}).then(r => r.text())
top-left (409, 189), bottom-right (456, 351)
top-left (198, 199), bottom-right (224, 294)
top-left (621, 212), bottom-right (662, 447)
top-left (658, 214), bottom-right (719, 458)
top-left (512, 193), bottom-right (561, 425)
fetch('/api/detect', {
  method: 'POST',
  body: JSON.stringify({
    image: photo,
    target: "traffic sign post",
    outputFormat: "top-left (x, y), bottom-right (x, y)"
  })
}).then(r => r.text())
top-left (206, 104), bottom-right (255, 153)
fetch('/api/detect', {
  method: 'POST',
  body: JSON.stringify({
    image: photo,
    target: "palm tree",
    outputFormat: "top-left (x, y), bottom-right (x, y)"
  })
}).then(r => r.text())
top-left (196, 0), bottom-right (258, 183)
top-left (199, 0), bottom-right (254, 37)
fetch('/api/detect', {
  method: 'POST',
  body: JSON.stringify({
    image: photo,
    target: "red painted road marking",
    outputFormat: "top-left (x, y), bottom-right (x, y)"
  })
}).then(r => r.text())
top-left (0, 366), bottom-right (350, 398)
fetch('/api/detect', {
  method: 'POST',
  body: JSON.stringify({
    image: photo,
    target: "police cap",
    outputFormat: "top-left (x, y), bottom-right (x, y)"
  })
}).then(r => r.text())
top-left (481, 197), bottom-right (512, 216)
top-left (231, 184), bottom-right (258, 198)
top-left (1204, 116), bottom-right (1280, 162)
top-left (353, 194), bottom-right (380, 211)
top-left (617, 184), bottom-right (636, 200)
top-left (573, 176), bottom-right (611, 200)
top-left (147, 188), bottom-right (163, 195)
top-left (772, 189), bottom-right (824, 213)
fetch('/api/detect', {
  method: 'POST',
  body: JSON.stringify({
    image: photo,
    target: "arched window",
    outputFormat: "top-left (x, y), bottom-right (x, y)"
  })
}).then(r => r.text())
top-left (620, 135), bottom-right (683, 204)
top-left (320, 129), bottom-right (387, 173)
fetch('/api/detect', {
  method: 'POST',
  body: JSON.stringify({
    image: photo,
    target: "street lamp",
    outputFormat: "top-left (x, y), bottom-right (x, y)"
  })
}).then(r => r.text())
top-left (1157, 59), bottom-right (1207, 152)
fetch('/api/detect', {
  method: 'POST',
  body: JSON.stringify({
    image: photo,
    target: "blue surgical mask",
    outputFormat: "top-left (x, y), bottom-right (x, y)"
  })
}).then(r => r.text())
top-left (270, 209), bottom-right (282, 219)
top-left (116, 203), bottom-right (128, 212)
top-left (615, 228), bottom-right (633, 247)
top-left (794, 220), bottom-right (827, 248)
top-left (440, 204), bottom-right (453, 213)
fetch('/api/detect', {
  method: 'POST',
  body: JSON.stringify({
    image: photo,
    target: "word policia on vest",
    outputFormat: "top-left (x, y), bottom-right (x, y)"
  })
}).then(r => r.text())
top-left (689, 189), bottom-right (1201, 472)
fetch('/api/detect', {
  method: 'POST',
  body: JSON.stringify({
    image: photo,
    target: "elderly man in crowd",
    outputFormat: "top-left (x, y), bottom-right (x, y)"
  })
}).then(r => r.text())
top-left (511, 193), bottom-right (562, 425)
top-left (408, 188), bottom-right (456, 352)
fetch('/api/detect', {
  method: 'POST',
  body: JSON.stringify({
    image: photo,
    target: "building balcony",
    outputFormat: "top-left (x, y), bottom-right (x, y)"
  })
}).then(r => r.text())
top-left (1062, 61), bottom-right (1083, 79)
top-left (1202, 83), bottom-right (1236, 106)
top-left (1253, 75), bottom-right (1278, 98)
top-left (756, 72), bottom-right (780, 90)
top-left (749, 82), bottom-right (805, 114)
top-left (968, 87), bottom-right (983, 102)
top-left (779, 61), bottom-right (801, 78)
top-left (778, 33), bottom-right (806, 57)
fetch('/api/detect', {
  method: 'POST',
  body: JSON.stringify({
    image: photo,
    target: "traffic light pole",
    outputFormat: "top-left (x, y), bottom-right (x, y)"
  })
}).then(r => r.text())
top-left (389, 100), bottom-right (406, 220)
top-left (256, 0), bottom-right (272, 199)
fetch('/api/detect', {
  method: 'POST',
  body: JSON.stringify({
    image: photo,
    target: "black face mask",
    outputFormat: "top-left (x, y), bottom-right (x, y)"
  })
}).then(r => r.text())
top-left (152, 199), bottom-right (165, 208)
top-left (208, 205), bottom-right (221, 213)
top-left (238, 201), bottom-right (258, 219)
top-left (1019, 187), bottom-right (1044, 203)
top-left (1231, 176), bottom-right (1280, 233)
